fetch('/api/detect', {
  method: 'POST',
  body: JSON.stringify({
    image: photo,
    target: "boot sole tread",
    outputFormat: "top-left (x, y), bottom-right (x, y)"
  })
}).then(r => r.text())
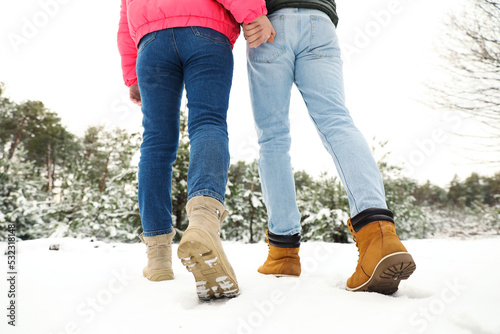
top-left (178, 240), bottom-right (239, 300)
top-left (347, 252), bottom-right (416, 295)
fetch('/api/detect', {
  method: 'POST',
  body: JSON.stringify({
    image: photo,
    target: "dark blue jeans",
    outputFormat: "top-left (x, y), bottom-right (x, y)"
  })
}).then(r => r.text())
top-left (136, 27), bottom-right (233, 237)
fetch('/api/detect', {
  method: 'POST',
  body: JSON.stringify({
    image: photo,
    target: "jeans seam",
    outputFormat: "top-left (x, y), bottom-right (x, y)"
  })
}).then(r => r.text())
top-left (171, 29), bottom-right (182, 63)
top-left (295, 14), bottom-right (300, 55)
top-left (309, 16), bottom-right (315, 55)
top-left (308, 116), bottom-right (360, 214)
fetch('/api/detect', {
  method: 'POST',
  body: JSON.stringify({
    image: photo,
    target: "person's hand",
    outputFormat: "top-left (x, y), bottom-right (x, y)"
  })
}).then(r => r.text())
top-left (129, 84), bottom-right (141, 106)
top-left (243, 15), bottom-right (276, 48)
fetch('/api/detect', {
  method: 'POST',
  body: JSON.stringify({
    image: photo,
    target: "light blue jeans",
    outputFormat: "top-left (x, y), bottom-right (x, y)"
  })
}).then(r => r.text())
top-left (247, 8), bottom-right (388, 236)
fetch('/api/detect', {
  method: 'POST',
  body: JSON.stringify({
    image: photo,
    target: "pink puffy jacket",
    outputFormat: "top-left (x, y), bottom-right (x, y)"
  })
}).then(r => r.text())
top-left (117, 0), bottom-right (267, 87)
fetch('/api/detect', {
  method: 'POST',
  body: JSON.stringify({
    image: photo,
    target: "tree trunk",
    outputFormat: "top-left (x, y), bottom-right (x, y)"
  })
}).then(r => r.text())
top-left (248, 183), bottom-right (255, 243)
top-left (46, 142), bottom-right (51, 192)
top-left (99, 152), bottom-right (111, 193)
top-left (8, 115), bottom-right (28, 160)
top-left (51, 158), bottom-right (56, 193)
top-left (174, 192), bottom-right (187, 231)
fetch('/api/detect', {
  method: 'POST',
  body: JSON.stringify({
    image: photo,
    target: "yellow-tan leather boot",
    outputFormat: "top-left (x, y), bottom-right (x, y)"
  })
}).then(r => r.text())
top-left (140, 230), bottom-right (176, 281)
top-left (258, 230), bottom-right (301, 277)
top-left (346, 217), bottom-right (416, 294)
top-left (177, 196), bottom-right (239, 299)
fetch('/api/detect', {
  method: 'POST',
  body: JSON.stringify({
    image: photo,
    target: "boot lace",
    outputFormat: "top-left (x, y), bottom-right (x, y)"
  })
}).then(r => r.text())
top-left (348, 225), bottom-right (360, 261)
top-left (145, 243), bottom-right (170, 257)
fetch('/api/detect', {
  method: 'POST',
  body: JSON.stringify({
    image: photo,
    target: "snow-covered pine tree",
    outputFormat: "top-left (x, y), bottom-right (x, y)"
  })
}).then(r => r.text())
top-left (297, 171), bottom-right (349, 243)
top-left (0, 147), bottom-right (49, 240)
top-left (45, 126), bottom-right (142, 242)
top-left (376, 144), bottom-right (429, 239)
top-left (224, 160), bottom-right (267, 242)
top-left (171, 108), bottom-right (190, 240)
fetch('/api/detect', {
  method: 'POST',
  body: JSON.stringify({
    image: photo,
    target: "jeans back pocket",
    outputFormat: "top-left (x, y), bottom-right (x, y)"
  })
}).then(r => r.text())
top-left (248, 15), bottom-right (286, 63)
top-left (138, 31), bottom-right (157, 54)
top-left (308, 15), bottom-right (340, 58)
top-left (191, 27), bottom-right (231, 45)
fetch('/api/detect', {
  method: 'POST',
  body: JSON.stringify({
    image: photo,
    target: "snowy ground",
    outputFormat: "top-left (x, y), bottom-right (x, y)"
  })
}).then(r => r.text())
top-left (1, 237), bottom-right (499, 334)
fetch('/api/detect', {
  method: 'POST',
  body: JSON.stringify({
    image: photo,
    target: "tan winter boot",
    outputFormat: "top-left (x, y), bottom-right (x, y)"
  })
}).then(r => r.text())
top-left (140, 229), bottom-right (176, 281)
top-left (258, 230), bottom-right (301, 277)
top-left (177, 196), bottom-right (239, 299)
top-left (346, 219), bottom-right (416, 294)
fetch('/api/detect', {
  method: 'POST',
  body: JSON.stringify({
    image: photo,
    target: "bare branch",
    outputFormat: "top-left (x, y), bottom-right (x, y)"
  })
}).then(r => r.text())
top-left (426, 0), bottom-right (500, 164)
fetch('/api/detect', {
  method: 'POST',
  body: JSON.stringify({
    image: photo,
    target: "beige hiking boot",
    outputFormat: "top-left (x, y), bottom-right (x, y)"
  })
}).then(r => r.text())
top-left (177, 196), bottom-right (239, 299)
top-left (140, 230), bottom-right (176, 281)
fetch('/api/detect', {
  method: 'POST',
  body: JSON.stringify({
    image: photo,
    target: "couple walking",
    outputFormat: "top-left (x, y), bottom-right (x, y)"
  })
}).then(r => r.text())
top-left (117, 0), bottom-right (416, 300)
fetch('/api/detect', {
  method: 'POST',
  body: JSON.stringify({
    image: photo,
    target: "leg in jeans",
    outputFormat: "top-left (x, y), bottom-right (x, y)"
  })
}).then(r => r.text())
top-left (292, 9), bottom-right (415, 293)
top-left (248, 9), bottom-right (386, 234)
top-left (172, 27), bottom-right (239, 299)
top-left (136, 29), bottom-right (183, 237)
top-left (175, 27), bottom-right (233, 204)
top-left (135, 29), bottom-right (182, 282)
top-left (136, 27), bottom-right (233, 236)
top-left (293, 10), bottom-right (388, 217)
top-left (247, 12), bottom-right (301, 236)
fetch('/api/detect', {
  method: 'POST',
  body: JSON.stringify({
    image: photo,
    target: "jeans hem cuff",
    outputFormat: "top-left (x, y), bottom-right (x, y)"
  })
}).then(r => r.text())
top-left (142, 228), bottom-right (173, 237)
top-left (188, 190), bottom-right (224, 205)
top-left (268, 228), bottom-right (302, 236)
top-left (351, 204), bottom-right (388, 218)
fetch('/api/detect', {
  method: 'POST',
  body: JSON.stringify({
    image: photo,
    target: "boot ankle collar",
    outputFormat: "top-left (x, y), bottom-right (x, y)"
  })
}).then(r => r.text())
top-left (139, 230), bottom-right (176, 245)
top-left (350, 208), bottom-right (394, 232)
top-left (268, 231), bottom-right (301, 248)
top-left (186, 196), bottom-right (227, 222)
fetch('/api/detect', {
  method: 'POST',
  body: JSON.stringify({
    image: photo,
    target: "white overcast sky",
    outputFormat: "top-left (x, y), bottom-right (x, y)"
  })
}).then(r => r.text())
top-left (1, 0), bottom-right (497, 187)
